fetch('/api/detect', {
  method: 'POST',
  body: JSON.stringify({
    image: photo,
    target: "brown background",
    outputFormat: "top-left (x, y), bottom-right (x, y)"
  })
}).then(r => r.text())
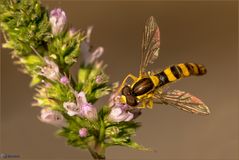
top-left (0, 1), bottom-right (238, 160)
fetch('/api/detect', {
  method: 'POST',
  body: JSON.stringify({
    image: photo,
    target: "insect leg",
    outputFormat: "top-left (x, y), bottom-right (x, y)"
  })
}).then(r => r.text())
top-left (147, 99), bottom-right (154, 109)
top-left (146, 93), bottom-right (154, 109)
top-left (137, 93), bottom-right (154, 109)
top-left (137, 101), bottom-right (146, 108)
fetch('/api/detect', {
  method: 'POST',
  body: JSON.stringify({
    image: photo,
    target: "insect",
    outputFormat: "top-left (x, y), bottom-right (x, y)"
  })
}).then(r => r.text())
top-left (117, 16), bottom-right (210, 115)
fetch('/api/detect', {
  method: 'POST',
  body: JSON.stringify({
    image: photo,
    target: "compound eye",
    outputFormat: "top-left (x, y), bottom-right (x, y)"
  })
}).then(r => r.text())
top-left (126, 95), bottom-right (138, 106)
top-left (122, 86), bottom-right (131, 96)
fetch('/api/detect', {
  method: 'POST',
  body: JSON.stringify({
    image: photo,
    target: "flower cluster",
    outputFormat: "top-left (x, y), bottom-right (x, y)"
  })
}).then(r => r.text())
top-left (0, 1), bottom-right (145, 160)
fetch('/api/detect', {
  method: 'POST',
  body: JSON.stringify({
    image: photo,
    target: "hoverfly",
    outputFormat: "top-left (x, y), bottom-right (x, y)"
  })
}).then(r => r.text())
top-left (117, 16), bottom-right (210, 115)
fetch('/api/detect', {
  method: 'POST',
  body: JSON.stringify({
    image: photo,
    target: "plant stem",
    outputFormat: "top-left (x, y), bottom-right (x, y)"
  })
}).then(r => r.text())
top-left (88, 144), bottom-right (105, 160)
top-left (88, 118), bottom-right (106, 160)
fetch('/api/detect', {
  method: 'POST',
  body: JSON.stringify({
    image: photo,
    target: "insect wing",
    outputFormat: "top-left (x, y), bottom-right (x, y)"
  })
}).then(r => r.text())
top-left (154, 90), bottom-right (210, 115)
top-left (140, 16), bottom-right (160, 75)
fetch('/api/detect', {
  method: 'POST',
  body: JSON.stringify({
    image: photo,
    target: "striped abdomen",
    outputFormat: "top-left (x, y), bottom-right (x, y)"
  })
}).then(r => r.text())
top-left (155, 63), bottom-right (207, 87)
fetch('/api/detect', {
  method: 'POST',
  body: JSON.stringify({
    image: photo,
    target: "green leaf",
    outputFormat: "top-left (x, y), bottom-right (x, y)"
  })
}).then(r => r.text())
top-left (98, 105), bottom-right (111, 119)
top-left (30, 75), bottom-right (41, 87)
top-left (124, 141), bottom-right (152, 151)
top-left (78, 67), bottom-right (90, 83)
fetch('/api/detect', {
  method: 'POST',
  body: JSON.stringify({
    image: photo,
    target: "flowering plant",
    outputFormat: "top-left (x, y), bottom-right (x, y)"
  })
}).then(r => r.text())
top-left (0, 0), bottom-right (147, 159)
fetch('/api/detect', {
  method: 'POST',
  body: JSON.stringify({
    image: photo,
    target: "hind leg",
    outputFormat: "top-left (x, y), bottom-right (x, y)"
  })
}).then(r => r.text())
top-left (137, 101), bottom-right (147, 109)
top-left (137, 93), bottom-right (154, 109)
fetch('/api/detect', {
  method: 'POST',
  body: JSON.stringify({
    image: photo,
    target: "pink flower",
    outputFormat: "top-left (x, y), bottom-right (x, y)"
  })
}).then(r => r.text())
top-left (80, 103), bottom-right (98, 121)
top-left (87, 47), bottom-right (104, 64)
top-left (108, 106), bottom-right (134, 122)
top-left (77, 92), bottom-right (98, 120)
top-left (76, 91), bottom-right (88, 105)
top-left (79, 128), bottom-right (88, 137)
top-left (40, 57), bottom-right (59, 80)
top-left (81, 27), bottom-right (104, 65)
top-left (108, 92), bottom-right (141, 122)
top-left (63, 102), bottom-right (80, 116)
top-left (50, 8), bottom-right (67, 35)
top-left (63, 91), bottom-right (98, 120)
top-left (60, 76), bottom-right (69, 85)
top-left (39, 108), bottom-right (66, 127)
top-left (109, 93), bottom-right (129, 110)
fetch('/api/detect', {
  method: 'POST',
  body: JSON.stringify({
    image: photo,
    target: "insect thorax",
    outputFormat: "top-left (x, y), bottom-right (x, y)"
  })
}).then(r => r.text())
top-left (132, 78), bottom-right (155, 96)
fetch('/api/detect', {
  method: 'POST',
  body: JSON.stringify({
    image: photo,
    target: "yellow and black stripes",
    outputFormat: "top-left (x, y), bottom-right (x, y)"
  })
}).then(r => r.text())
top-left (155, 63), bottom-right (207, 87)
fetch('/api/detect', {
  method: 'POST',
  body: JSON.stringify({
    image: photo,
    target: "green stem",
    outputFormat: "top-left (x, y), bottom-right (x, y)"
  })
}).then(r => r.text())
top-left (88, 144), bottom-right (105, 160)
top-left (88, 118), bottom-right (106, 160)
top-left (99, 118), bottom-right (105, 142)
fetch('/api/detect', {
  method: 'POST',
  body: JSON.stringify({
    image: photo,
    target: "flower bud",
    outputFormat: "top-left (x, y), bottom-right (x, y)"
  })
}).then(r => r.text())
top-left (95, 74), bottom-right (107, 84)
top-left (60, 76), bottom-right (69, 85)
top-left (50, 8), bottom-right (66, 35)
top-left (79, 128), bottom-right (88, 137)
top-left (96, 75), bottom-right (103, 84)
top-left (69, 27), bottom-right (76, 37)
top-left (94, 61), bottom-right (104, 69)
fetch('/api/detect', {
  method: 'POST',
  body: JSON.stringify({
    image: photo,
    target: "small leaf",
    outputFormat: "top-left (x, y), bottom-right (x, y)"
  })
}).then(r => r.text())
top-left (125, 141), bottom-right (152, 151)
top-left (78, 68), bottom-right (90, 83)
top-left (30, 75), bottom-right (41, 87)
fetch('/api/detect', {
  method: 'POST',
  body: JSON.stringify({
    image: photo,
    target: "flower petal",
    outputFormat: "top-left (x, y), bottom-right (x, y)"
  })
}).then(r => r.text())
top-left (86, 26), bottom-right (93, 43)
top-left (40, 57), bottom-right (59, 80)
top-left (39, 108), bottom-right (66, 127)
top-left (124, 112), bottom-right (134, 121)
top-left (89, 47), bottom-right (104, 63)
top-left (63, 102), bottom-right (80, 116)
top-left (80, 103), bottom-right (98, 121)
top-left (108, 106), bottom-right (132, 122)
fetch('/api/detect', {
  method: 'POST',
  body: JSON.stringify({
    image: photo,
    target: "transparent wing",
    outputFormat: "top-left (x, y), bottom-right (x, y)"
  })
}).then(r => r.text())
top-left (153, 89), bottom-right (210, 115)
top-left (140, 16), bottom-right (160, 75)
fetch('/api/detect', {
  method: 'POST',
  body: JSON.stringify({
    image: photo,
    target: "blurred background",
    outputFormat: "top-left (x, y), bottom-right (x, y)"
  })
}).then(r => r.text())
top-left (0, 1), bottom-right (238, 160)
